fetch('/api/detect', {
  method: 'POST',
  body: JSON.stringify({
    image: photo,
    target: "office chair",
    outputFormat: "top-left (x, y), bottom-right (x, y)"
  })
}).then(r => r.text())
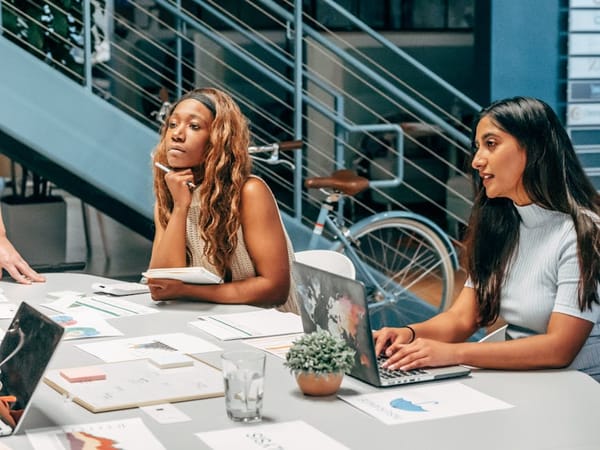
top-left (294, 249), bottom-right (356, 280)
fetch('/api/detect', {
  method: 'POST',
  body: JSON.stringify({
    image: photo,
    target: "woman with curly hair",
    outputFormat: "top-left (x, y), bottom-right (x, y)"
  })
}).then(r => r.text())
top-left (374, 97), bottom-right (600, 380)
top-left (147, 87), bottom-right (298, 314)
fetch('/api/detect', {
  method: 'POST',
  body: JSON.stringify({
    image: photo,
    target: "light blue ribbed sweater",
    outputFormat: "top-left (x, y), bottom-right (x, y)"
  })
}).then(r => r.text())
top-left (500, 203), bottom-right (600, 380)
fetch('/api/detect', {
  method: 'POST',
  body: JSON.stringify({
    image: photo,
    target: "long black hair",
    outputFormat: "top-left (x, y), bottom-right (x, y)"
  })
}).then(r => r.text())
top-left (463, 96), bottom-right (600, 326)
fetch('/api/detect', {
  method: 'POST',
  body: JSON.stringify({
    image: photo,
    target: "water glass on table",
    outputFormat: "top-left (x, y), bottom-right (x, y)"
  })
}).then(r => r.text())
top-left (221, 350), bottom-right (266, 423)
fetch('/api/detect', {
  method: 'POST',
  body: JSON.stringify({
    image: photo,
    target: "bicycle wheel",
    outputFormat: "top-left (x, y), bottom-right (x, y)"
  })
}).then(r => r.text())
top-left (332, 216), bottom-right (455, 325)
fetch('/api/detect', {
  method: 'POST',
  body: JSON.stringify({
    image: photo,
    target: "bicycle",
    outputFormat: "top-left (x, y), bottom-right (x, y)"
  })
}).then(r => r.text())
top-left (249, 140), bottom-right (459, 327)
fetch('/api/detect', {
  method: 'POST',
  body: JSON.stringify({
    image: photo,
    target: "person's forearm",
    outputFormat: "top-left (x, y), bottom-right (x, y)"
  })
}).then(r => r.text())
top-left (178, 276), bottom-right (289, 306)
top-left (456, 334), bottom-right (576, 370)
top-left (150, 207), bottom-right (188, 268)
top-left (410, 309), bottom-right (478, 343)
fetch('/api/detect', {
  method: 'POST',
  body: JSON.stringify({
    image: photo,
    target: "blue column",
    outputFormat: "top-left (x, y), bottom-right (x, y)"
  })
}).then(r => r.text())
top-left (475, 0), bottom-right (561, 112)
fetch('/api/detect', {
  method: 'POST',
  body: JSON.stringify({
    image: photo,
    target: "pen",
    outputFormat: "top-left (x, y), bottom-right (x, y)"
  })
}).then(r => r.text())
top-left (154, 162), bottom-right (196, 189)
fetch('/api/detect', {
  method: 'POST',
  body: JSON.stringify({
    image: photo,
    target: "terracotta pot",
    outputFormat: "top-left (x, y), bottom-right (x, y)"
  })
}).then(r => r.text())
top-left (295, 371), bottom-right (344, 396)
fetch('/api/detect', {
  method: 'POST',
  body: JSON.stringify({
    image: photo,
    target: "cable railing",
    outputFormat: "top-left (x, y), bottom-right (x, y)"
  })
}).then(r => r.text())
top-left (1, 0), bottom-right (480, 248)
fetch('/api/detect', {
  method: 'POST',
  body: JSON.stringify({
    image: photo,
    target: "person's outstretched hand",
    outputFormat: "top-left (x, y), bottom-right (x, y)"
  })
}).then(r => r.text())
top-left (0, 235), bottom-right (45, 284)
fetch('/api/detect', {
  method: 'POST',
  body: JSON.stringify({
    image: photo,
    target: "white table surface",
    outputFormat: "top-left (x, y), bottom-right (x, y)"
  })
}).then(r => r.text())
top-left (0, 273), bottom-right (599, 450)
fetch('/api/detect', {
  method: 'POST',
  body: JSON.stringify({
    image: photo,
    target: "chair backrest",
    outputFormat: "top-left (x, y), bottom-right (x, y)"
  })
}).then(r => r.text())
top-left (294, 250), bottom-right (356, 280)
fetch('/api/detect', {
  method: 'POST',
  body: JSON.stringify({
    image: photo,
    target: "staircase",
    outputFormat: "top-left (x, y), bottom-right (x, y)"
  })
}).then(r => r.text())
top-left (0, 37), bottom-right (156, 238)
top-left (0, 0), bottom-right (481, 247)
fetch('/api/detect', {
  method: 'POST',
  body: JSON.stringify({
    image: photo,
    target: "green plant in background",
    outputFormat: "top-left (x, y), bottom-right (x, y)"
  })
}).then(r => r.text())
top-left (284, 330), bottom-right (355, 375)
top-left (1, 0), bottom-right (85, 78)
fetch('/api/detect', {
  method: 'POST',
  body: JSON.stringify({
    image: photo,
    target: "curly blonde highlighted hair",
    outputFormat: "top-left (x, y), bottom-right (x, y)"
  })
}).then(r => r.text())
top-left (152, 87), bottom-right (252, 277)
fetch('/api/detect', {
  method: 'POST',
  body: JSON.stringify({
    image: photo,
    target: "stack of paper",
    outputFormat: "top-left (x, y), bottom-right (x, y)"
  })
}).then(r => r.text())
top-left (142, 267), bottom-right (222, 284)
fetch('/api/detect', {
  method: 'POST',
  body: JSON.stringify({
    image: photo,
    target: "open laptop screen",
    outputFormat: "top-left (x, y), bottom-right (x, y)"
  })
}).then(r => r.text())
top-left (292, 261), bottom-right (382, 386)
top-left (0, 302), bottom-right (64, 435)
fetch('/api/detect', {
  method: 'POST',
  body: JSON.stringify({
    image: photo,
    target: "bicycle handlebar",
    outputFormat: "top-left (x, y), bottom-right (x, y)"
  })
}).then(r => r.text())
top-left (248, 140), bottom-right (301, 171)
top-left (248, 140), bottom-right (302, 154)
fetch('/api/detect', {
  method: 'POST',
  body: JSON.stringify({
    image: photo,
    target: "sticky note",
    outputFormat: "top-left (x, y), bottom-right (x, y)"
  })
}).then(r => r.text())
top-left (60, 366), bottom-right (107, 383)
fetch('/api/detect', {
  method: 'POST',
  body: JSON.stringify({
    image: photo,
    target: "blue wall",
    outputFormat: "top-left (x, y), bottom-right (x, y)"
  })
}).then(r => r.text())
top-left (489, 0), bottom-right (561, 111)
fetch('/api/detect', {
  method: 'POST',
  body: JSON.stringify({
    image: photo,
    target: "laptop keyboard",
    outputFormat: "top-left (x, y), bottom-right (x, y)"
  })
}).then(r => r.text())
top-left (377, 355), bottom-right (427, 380)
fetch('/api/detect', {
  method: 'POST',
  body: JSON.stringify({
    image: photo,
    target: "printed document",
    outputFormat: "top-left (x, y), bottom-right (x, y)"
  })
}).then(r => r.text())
top-left (50, 310), bottom-right (123, 340)
top-left (27, 417), bottom-right (165, 450)
top-left (189, 309), bottom-right (303, 340)
top-left (42, 295), bottom-right (158, 319)
top-left (243, 333), bottom-right (303, 359)
top-left (338, 382), bottom-right (513, 425)
top-left (196, 420), bottom-right (349, 450)
top-left (77, 332), bottom-right (221, 362)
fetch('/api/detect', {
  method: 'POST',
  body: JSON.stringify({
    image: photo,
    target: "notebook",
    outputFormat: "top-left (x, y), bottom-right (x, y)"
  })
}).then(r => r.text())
top-left (291, 261), bottom-right (470, 387)
top-left (0, 302), bottom-right (65, 436)
top-left (142, 267), bottom-right (222, 284)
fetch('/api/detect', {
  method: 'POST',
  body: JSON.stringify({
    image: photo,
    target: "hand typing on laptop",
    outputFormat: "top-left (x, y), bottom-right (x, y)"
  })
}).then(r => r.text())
top-left (374, 326), bottom-right (465, 371)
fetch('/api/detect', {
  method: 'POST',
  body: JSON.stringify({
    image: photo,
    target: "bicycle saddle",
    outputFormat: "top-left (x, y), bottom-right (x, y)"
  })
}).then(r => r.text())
top-left (304, 169), bottom-right (369, 196)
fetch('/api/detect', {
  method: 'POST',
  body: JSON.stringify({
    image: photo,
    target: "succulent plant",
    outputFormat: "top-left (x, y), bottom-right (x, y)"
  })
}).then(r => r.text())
top-left (284, 329), bottom-right (355, 374)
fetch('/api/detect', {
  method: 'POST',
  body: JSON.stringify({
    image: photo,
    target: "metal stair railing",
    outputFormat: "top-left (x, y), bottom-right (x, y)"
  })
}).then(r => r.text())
top-left (1, 0), bottom-right (481, 245)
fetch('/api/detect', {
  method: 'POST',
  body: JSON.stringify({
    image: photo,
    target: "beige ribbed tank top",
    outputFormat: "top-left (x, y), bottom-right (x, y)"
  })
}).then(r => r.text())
top-left (186, 176), bottom-right (298, 314)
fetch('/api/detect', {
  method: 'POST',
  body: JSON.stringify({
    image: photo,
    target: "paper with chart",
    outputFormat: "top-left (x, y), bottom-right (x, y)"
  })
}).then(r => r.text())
top-left (196, 420), bottom-right (349, 450)
top-left (338, 382), bottom-right (513, 425)
top-left (44, 358), bottom-right (224, 412)
top-left (76, 332), bottom-right (221, 362)
top-left (41, 295), bottom-right (158, 319)
top-left (50, 310), bottom-right (124, 340)
top-left (26, 417), bottom-right (165, 450)
top-left (189, 309), bottom-right (303, 340)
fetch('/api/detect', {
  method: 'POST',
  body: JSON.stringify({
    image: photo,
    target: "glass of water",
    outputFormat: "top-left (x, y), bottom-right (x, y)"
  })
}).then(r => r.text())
top-left (221, 350), bottom-right (266, 423)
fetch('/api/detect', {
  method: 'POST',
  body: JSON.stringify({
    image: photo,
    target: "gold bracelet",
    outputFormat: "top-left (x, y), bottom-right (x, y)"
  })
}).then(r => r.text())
top-left (403, 325), bottom-right (416, 343)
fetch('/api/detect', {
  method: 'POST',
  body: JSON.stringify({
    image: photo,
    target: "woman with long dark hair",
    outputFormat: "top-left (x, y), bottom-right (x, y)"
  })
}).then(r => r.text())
top-left (374, 97), bottom-right (600, 380)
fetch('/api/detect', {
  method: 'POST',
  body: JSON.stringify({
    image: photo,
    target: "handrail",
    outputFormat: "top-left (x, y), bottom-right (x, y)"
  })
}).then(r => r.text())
top-left (152, 0), bottom-right (347, 220)
top-left (256, 0), bottom-right (472, 148)
top-left (83, 0), bottom-right (92, 90)
top-left (2, 0), bottom-right (480, 238)
top-left (151, 0), bottom-right (420, 218)
top-left (320, 0), bottom-right (481, 114)
top-left (177, 0), bottom-right (425, 195)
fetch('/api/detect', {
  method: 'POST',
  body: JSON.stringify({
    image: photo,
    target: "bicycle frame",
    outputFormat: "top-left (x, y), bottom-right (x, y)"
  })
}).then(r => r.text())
top-left (307, 192), bottom-right (391, 302)
top-left (308, 191), bottom-right (459, 308)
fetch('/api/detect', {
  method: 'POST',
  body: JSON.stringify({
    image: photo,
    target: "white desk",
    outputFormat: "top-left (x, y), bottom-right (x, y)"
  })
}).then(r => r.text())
top-left (1, 273), bottom-right (600, 450)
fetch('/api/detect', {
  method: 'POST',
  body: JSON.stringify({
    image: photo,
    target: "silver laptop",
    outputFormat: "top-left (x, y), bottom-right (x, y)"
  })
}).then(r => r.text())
top-left (0, 302), bottom-right (64, 436)
top-left (292, 261), bottom-right (470, 387)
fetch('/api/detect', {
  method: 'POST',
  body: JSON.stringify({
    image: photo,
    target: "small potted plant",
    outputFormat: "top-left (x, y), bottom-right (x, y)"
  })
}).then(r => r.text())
top-left (284, 329), bottom-right (355, 396)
